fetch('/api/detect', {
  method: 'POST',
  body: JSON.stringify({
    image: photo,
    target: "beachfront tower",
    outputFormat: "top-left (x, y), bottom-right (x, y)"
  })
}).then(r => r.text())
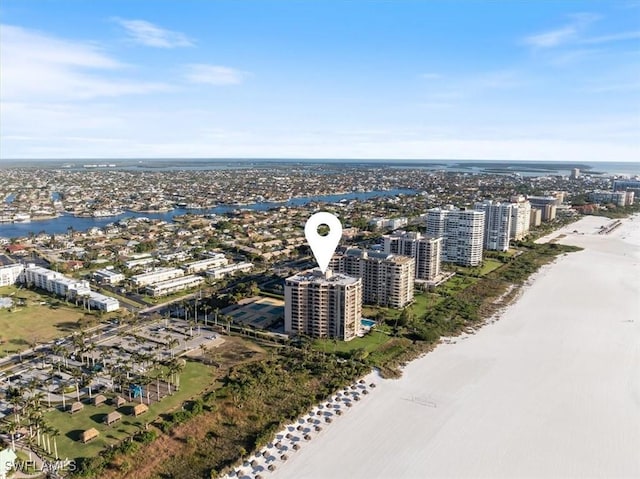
top-left (426, 207), bottom-right (485, 266)
top-left (474, 200), bottom-right (513, 251)
top-left (509, 196), bottom-right (532, 241)
top-left (285, 269), bottom-right (362, 341)
top-left (382, 231), bottom-right (442, 281)
top-left (330, 248), bottom-right (415, 308)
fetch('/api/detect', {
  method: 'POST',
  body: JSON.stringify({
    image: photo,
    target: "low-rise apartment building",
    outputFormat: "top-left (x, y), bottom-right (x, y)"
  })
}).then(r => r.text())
top-left (131, 267), bottom-right (184, 287)
top-left (182, 255), bottom-right (228, 274)
top-left (21, 264), bottom-right (119, 311)
top-left (0, 263), bottom-right (24, 287)
top-left (145, 275), bottom-right (204, 297)
top-left (206, 262), bottom-right (253, 280)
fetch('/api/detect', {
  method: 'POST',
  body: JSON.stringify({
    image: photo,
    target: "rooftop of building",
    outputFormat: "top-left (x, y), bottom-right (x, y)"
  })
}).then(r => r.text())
top-left (286, 268), bottom-right (360, 286)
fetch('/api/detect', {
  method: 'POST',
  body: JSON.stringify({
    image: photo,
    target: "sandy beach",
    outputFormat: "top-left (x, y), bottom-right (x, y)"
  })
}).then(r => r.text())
top-left (259, 214), bottom-right (640, 479)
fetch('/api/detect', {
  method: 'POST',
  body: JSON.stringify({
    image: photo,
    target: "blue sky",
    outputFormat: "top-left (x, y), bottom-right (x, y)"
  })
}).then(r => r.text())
top-left (1, 0), bottom-right (639, 161)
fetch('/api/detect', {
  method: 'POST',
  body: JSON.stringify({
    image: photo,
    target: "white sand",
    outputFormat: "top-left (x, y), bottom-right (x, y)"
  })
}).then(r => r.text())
top-left (268, 215), bottom-right (640, 479)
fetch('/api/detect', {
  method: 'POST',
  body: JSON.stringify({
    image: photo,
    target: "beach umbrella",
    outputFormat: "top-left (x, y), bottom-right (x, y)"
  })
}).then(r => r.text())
top-left (262, 451), bottom-right (269, 458)
top-left (359, 379), bottom-right (365, 384)
top-left (281, 454), bottom-right (288, 461)
top-left (354, 396), bottom-right (361, 401)
top-left (362, 389), bottom-right (369, 395)
top-left (346, 402), bottom-right (352, 407)
top-left (336, 409), bottom-right (343, 415)
top-left (325, 417), bottom-right (332, 423)
top-left (255, 475), bottom-right (263, 479)
top-left (307, 417), bottom-right (314, 423)
top-left (251, 459), bottom-right (258, 467)
top-left (285, 433), bottom-right (292, 439)
top-left (370, 383), bottom-right (376, 388)
top-left (296, 425), bottom-right (303, 431)
top-left (275, 441), bottom-right (282, 448)
top-left (268, 464), bottom-right (276, 471)
top-left (292, 443), bottom-right (300, 450)
top-left (315, 425), bottom-right (322, 432)
top-left (304, 434), bottom-right (311, 441)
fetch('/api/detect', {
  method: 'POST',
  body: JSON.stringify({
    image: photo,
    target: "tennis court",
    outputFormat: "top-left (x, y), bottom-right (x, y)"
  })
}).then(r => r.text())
top-left (223, 296), bottom-right (284, 329)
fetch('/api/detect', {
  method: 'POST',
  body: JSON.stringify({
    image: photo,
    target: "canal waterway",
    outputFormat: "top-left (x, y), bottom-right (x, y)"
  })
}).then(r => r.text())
top-left (0, 189), bottom-right (417, 238)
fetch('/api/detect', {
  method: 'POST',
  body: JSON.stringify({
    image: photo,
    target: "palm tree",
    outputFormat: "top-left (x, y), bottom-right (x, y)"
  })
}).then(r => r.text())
top-left (8, 418), bottom-right (19, 451)
top-left (51, 344), bottom-right (64, 372)
top-left (70, 369), bottom-right (82, 401)
top-left (51, 427), bottom-right (61, 459)
top-left (203, 304), bottom-right (212, 327)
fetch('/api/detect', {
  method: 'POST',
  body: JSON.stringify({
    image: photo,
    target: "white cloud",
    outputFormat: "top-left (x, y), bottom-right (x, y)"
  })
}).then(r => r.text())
top-left (114, 18), bottom-right (193, 48)
top-left (0, 24), bottom-right (172, 101)
top-left (523, 13), bottom-right (599, 48)
top-left (184, 64), bottom-right (247, 85)
top-left (581, 31), bottom-right (640, 44)
top-left (525, 26), bottom-right (577, 48)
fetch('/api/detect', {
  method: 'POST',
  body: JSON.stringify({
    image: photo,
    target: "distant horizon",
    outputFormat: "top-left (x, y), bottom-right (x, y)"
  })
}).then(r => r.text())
top-left (2, 158), bottom-right (639, 164)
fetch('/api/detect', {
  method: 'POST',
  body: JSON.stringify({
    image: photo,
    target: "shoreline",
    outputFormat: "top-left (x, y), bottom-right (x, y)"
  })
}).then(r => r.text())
top-left (252, 213), bottom-right (640, 479)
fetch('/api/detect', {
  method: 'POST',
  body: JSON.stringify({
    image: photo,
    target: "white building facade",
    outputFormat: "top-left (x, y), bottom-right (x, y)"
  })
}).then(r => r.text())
top-left (0, 263), bottom-right (24, 287)
top-left (426, 207), bottom-right (485, 266)
top-left (474, 200), bottom-right (513, 252)
top-left (21, 264), bottom-right (119, 311)
top-left (131, 267), bottom-right (184, 287)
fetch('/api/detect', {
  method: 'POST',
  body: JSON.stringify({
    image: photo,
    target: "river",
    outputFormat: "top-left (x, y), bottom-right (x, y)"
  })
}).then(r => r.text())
top-left (0, 189), bottom-right (417, 239)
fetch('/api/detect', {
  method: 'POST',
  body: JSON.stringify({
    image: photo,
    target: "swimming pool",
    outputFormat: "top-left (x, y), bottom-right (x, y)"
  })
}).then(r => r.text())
top-left (361, 319), bottom-right (376, 328)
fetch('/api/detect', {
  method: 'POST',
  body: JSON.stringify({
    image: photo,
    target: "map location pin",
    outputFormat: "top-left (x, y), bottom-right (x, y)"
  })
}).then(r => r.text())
top-left (305, 212), bottom-right (343, 274)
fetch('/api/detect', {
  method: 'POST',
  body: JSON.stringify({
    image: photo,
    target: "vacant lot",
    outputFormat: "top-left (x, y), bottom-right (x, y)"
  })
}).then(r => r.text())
top-left (0, 286), bottom-right (90, 355)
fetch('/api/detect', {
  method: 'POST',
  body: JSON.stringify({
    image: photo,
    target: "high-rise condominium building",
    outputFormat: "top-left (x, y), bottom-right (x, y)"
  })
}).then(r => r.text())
top-left (425, 207), bottom-right (485, 266)
top-left (330, 248), bottom-right (415, 308)
top-left (509, 196), bottom-right (532, 241)
top-left (474, 200), bottom-right (513, 252)
top-left (382, 231), bottom-right (442, 281)
top-left (284, 269), bottom-right (362, 341)
top-left (527, 196), bottom-right (558, 221)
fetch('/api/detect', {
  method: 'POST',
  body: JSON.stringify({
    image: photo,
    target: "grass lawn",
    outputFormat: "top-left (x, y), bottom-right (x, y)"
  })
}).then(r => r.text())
top-left (43, 361), bottom-right (214, 461)
top-left (437, 275), bottom-right (478, 295)
top-left (14, 450), bottom-right (38, 473)
top-left (478, 258), bottom-right (504, 276)
top-left (409, 292), bottom-right (443, 316)
top-left (312, 330), bottom-right (392, 354)
top-left (0, 286), bottom-right (91, 355)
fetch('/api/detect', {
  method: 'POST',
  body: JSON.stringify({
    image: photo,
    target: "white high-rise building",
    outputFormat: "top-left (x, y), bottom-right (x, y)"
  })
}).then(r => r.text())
top-left (285, 269), bottom-right (362, 341)
top-left (509, 196), bottom-right (532, 241)
top-left (330, 248), bottom-right (415, 308)
top-left (426, 207), bottom-right (485, 266)
top-left (382, 231), bottom-right (442, 281)
top-left (474, 200), bottom-right (513, 251)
